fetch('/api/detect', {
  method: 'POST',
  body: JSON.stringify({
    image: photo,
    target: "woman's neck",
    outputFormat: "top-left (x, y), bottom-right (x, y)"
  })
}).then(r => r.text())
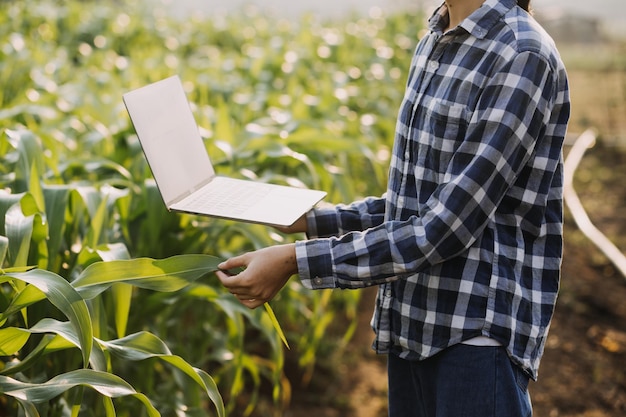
top-left (444, 0), bottom-right (486, 31)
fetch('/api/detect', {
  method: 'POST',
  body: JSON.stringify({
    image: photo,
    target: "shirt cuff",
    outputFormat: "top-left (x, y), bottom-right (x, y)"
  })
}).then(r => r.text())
top-left (305, 206), bottom-right (340, 239)
top-left (295, 239), bottom-right (336, 289)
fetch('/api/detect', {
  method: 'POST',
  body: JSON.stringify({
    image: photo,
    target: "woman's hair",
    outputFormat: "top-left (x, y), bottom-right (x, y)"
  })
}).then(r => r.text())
top-left (517, 0), bottom-right (531, 12)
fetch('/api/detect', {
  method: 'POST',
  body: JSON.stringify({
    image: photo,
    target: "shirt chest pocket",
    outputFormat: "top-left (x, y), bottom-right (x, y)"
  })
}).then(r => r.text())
top-left (413, 99), bottom-right (470, 171)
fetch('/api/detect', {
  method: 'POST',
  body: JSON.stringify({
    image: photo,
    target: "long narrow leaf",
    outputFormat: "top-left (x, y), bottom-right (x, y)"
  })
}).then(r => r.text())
top-left (100, 331), bottom-right (171, 359)
top-left (15, 398), bottom-right (40, 417)
top-left (264, 303), bottom-right (290, 350)
top-left (5, 202), bottom-right (34, 268)
top-left (42, 185), bottom-right (71, 268)
top-left (0, 266), bottom-right (36, 274)
top-left (102, 395), bottom-right (116, 417)
top-left (162, 357), bottom-right (225, 417)
top-left (95, 243), bottom-right (133, 337)
top-left (1, 269), bottom-right (93, 367)
top-left (28, 318), bottom-right (107, 371)
top-left (1, 320), bottom-right (110, 376)
top-left (0, 191), bottom-right (23, 237)
top-left (0, 369), bottom-right (160, 417)
top-left (0, 235), bottom-right (8, 265)
top-left (112, 282), bottom-right (132, 338)
top-left (3, 284), bottom-right (46, 316)
top-left (0, 327), bottom-right (30, 355)
top-left (99, 332), bottom-right (224, 417)
top-left (0, 334), bottom-right (68, 376)
top-left (5, 129), bottom-right (44, 194)
top-left (71, 254), bottom-right (222, 299)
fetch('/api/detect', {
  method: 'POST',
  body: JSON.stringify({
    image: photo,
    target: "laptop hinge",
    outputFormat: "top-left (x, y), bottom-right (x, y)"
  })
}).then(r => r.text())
top-left (168, 175), bottom-right (216, 206)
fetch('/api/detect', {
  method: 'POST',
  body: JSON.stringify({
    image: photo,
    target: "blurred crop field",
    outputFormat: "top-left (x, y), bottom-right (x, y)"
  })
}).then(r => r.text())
top-left (0, 1), bottom-right (418, 415)
top-left (560, 43), bottom-right (626, 144)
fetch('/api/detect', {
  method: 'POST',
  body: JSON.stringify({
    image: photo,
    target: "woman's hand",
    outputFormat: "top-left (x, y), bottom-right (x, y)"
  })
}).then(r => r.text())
top-left (273, 214), bottom-right (308, 235)
top-left (216, 244), bottom-right (298, 309)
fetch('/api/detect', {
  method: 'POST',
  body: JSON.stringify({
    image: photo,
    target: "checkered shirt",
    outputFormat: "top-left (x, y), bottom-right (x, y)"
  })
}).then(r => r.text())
top-left (294, 0), bottom-right (570, 380)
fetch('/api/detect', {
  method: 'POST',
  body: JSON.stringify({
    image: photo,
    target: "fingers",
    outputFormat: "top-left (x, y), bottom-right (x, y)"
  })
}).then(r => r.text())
top-left (216, 245), bottom-right (296, 309)
top-left (217, 253), bottom-right (248, 272)
top-left (226, 282), bottom-right (266, 309)
top-left (215, 268), bottom-right (247, 293)
top-left (216, 265), bottom-right (263, 309)
top-left (234, 294), bottom-right (265, 309)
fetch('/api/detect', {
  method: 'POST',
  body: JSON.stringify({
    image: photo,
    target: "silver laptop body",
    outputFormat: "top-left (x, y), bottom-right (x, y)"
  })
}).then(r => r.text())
top-left (123, 75), bottom-right (326, 227)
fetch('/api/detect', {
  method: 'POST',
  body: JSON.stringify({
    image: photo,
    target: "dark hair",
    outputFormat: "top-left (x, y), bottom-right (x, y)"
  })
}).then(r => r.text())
top-left (517, 0), bottom-right (531, 12)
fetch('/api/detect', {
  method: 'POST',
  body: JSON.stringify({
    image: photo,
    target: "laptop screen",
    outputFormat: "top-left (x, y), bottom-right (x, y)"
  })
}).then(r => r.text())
top-left (123, 75), bottom-right (215, 206)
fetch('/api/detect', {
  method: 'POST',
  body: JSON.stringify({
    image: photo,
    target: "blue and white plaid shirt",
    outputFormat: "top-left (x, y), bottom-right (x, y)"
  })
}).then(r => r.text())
top-left (295, 0), bottom-right (570, 380)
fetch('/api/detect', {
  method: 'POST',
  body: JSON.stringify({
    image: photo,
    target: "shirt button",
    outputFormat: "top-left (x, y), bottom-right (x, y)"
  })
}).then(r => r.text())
top-left (314, 277), bottom-right (323, 286)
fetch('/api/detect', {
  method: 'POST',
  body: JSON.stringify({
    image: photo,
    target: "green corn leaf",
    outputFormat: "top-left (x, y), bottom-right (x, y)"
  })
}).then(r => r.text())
top-left (27, 160), bottom-right (45, 216)
top-left (100, 331), bottom-right (171, 359)
top-left (29, 318), bottom-right (108, 371)
top-left (0, 235), bottom-right (8, 266)
top-left (0, 319), bottom-right (108, 376)
top-left (1, 334), bottom-right (69, 376)
top-left (95, 243), bottom-right (132, 338)
top-left (0, 191), bottom-right (23, 237)
top-left (71, 254), bottom-right (222, 299)
top-left (0, 327), bottom-right (30, 355)
top-left (99, 331), bottom-right (225, 417)
top-left (0, 266), bottom-right (36, 274)
top-left (73, 186), bottom-right (102, 221)
top-left (20, 193), bottom-right (48, 269)
top-left (4, 283), bottom-right (47, 315)
top-left (86, 193), bottom-right (108, 249)
top-left (0, 369), bottom-right (160, 417)
top-left (102, 395), bottom-right (116, 417)
top-left (264, 303), bottom-right (290, 350)
top-left (5, 129), bottom-right (44, 194)
top-left (15, 398), bottom-right (39, 417)
top-left (5, 202), bottom-right (34, 268)
top-left (96, 243), bottom-right (131, 262)
top-left (112, 282), bottom-right (132, 338)
top-left (162, 357), bottom-right (225, 417)
top-left (42, 185), bottom-right (71, 270)
top-left (1, 269), bottom-right (93, 368)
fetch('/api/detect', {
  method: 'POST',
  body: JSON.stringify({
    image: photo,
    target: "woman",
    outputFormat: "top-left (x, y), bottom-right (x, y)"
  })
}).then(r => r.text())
top-left (217, 1), bottom-right (570, 415)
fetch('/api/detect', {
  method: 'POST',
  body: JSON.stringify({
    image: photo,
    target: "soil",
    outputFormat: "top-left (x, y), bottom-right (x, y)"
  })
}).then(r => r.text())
top-left (285, 49), bottom-right (626, 417)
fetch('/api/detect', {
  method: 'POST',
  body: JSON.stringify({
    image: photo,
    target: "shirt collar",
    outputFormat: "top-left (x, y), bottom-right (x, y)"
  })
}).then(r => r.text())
top-left (428, 0), bottom-right (517, 39)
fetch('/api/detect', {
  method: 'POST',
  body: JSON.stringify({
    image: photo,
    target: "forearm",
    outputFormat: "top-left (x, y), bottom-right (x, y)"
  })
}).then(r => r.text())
top-left (306, 196), bottom-right (386, 239)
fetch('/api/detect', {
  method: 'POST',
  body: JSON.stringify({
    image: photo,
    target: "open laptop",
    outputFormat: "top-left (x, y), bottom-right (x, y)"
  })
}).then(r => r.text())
top-left (123, 75), bottom-right (326, 227)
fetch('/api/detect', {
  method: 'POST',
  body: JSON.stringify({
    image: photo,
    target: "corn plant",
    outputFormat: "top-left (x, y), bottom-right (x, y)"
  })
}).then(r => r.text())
top-left (0, 127), bottom-right (292, 416)
top-left (0, 252), bottom-right (226, 417)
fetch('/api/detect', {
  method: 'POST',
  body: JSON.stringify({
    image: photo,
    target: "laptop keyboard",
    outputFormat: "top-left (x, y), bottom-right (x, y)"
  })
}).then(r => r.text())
top-left (179, 178), bottom-right (273, 216)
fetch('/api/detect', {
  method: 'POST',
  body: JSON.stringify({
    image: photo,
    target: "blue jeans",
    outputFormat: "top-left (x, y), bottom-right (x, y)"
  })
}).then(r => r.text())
top-left (387, 344), bottom-right (532, 417)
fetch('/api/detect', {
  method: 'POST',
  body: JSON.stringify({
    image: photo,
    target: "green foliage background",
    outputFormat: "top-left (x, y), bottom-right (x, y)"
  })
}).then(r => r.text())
top-left (0, 1), bottom-right (424, 415)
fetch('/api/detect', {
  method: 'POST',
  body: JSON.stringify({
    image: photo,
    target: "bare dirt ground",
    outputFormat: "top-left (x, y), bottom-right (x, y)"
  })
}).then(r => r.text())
top-left (285, 44), bottom-right (626, 417)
